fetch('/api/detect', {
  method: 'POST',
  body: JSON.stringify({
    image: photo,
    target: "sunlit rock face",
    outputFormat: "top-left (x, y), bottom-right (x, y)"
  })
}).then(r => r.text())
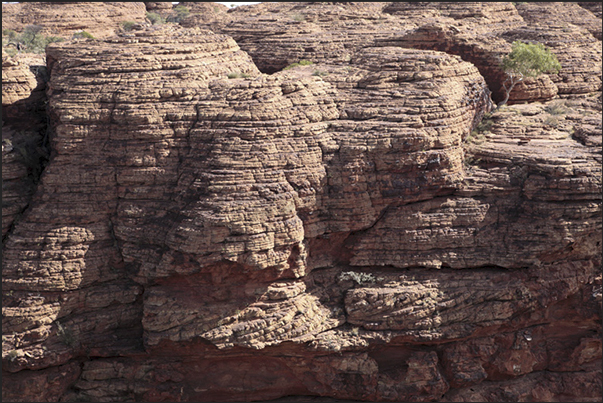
top-left (1, 2), bottom-right (147, 39)
top-left (2, 2), bottom-right (601, 402)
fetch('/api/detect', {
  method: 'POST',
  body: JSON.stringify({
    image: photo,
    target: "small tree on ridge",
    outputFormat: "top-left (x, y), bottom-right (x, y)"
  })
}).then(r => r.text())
top-left (498, 41), bottom-right (561, 108)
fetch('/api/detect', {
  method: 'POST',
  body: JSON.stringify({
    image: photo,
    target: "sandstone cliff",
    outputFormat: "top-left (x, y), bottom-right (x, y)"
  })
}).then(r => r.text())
top-left (2, 52), bottom-right (48, 238)
top-left (2, 2), bottom-right (601, 402)
top-left (1, 2), bottom-right (147, 39)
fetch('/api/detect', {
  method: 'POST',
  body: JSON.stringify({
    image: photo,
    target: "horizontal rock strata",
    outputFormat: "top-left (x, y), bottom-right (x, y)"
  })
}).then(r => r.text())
top-left (2, 53), bottom-right (49, 239)
top-left (1, 2), bottom-right (601, 402)
top-left (1, 2), bottom-right (147, 39)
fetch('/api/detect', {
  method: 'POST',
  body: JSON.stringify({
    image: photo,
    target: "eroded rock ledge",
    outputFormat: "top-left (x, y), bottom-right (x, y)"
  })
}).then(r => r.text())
top-left (2, 3), bottom-right (601, 403)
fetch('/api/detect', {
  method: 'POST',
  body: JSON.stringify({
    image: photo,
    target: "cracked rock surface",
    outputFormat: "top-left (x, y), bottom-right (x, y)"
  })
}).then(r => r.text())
top-left (2, 2), bottom-right (601, 402)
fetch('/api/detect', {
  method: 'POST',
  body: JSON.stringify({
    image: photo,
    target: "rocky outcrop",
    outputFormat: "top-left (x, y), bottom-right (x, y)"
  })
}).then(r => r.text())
top-left (579, 2), bottom-right (603, 19)
top-left (1, 53), bottom-right (46, 110)
top-left (383, 1), bottom-right (525, 31)
top-left (2, 53), bottom-right (48, 238)
top-left (517, 2), bottom-right (602, 40)
top-left (380, 2), bottom-right (601, 104)
top-left (353, 100), bottom-right (602, 269)
top-left (501, 23), bottom-right (602, 98)
top-left (170, 2), bottom-right (231, 34)
top-left (1, 2), bottom-right (147, 39)
top-left (144, 2), bottom-right (173, 14)
top-left (2, 2), bottom-right (601, 403)
top-left (209, 2), bottom-right (513, 104)
top-left (215, 2), bottom-right (411, 73)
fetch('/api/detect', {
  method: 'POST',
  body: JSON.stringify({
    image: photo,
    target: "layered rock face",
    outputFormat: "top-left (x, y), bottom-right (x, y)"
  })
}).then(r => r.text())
top-left (178, 2), bottom-right (230, 31)
top-left (1, 2), bottom-right (147, 39)
top-left (2, 2), bottom-right (601, 403)
top-left (380, 2), bottom-right (602, 104)
top-left (2, 52), bottom-right (48, 238)
top-left (516, 2), bottom-right (602, 40)
top-left (214, 2), bottom-right (412, 73)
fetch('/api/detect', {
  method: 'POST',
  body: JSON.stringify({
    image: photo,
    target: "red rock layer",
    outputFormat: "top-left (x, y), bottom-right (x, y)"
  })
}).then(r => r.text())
top-left (1, 3), bottom-right (601, 403)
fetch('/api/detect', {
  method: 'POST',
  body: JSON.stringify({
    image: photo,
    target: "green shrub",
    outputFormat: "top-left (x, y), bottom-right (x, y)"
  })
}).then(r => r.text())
top-left (313, 70), bottom-right (328, 77)
top-left (545, 100), bottom-right (568, 115)
top-left (283, 59), bottom-right (314, 70)
top-left (174, 5), bottom-right (190, 14)
top-left (72, 30), bottom-right (94, 39)
top-left (20, 24), bottom-right (43, 40)
top-left (468, 112), bottom-right (493, 143)
top-left (41, 36), bottom-right (64, 51)
top-left (3, 29), bottom-right (17, 40)
top-left (167, 5), bottom-right (190, 23)
top-left (146, 11), bottom-right (165, 25)
top-left (3, 47), bottom-right (17, 56)
top-left (499, 41), bottom-right (561, 108)
top-left (291, 13), bottom-right (305, 22)
top-left (466, 131), bottom-right (485, 144)
top-left (543, 115), bottom-right (560, 127)
top-left (1, 25), bottom-right (64, 54)
top-left (120, 21), bottom-right (136, 31)
top-left (474, 112), bottom-right (493, 133)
